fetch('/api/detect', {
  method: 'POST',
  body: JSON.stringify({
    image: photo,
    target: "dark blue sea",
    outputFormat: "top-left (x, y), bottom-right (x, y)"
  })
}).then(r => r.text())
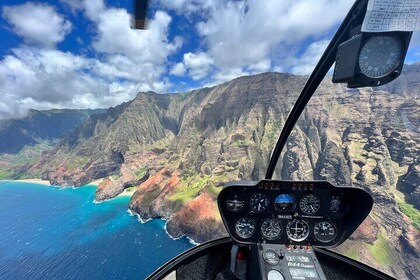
top-left (0, 182), bottom-right (193, 279)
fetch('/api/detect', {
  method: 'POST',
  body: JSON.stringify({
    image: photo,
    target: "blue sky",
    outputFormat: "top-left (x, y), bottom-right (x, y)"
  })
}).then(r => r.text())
top-left (0, 0), bottom-right (419, 119)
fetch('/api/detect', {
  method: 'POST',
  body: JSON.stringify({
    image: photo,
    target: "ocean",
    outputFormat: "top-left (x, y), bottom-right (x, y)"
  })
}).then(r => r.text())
top-left (0, 182), bottom-right (193, 279)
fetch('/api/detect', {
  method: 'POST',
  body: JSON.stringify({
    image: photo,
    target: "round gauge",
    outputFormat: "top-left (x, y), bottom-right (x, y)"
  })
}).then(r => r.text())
top-left (261, 218), bottom-right (282, 240)
top-left (329, 194), bottom-right (345, 214)
top-left (250, 193), bottom-right (270, 213)
top-left (286, 219), bottom-right (309, 242)
top-left (299, 194), bottom-right (321, 215)
top-left (267, 270), bottom-right (284, 280)
top-left (225, 193), bottom-right (245, 212)
top-left (358, 34), bottom-right (404, 78)
top-left (263, 250), bottom-right (280, 266)
top-left (235, 218), bottom-right (255, 239)
top-left (314, 221), bottom-right (336, 243)
top-left (274, 194), bottom-right (296, 211)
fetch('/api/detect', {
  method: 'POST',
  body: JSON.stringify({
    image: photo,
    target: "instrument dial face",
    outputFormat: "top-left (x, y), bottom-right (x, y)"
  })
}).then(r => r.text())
top-left (250, 193), bottom-right (269, 213)
top-left (286, 219), bottom-right (309, 242)
top-left (358, 34), bottom-right (404, 78)
top-left (235, 218), bottom-right (255, 239)
top-left (329, 194), bottom-right (345, 214)
top-left (261, 218), bottom-right (282, 240)
top-left (274, 194), bottom-right (296, 211)
top-left (225, 193), bottom-right (245, 212)
top-left (314, 221), bottom-right (336, 243)
top-left (263, 250), bottom-right (280, 266)
top-left (299, 194), bottom-right (321, 215)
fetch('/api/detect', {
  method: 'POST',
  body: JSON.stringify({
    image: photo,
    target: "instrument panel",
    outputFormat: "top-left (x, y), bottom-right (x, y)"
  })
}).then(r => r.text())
top-left (217, 180), bottom-right (373, 248)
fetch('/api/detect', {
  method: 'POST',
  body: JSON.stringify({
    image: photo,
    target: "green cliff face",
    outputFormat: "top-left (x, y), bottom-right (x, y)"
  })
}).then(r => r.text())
top-left (0, 68), bottom-right (418, 279)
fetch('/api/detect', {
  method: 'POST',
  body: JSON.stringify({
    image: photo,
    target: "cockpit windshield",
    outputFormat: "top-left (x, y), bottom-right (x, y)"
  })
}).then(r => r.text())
top-left (0, 1), bottom-right (418, 280)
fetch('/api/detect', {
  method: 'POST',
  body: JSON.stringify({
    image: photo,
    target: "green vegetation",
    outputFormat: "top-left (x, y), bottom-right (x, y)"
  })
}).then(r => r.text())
top-left (125, 186), bottom-right (137, 192)
top-left (0, 170), bottom-right (13, 180)
top-left (65, 157), bottom-right (89, 169)
top-left (206, 181), bottom-right (221, 198)
top-left (346, 246), bottom-right (359, 260)
top-left (135, 167), bottom-right (147, 178)
top-left (367, 233), bottom-right (392, 266)
top-left (141, 189), bottom-right (160, 206)
top-left (232, 139), bottom-right (253, 147)
top-left (169, 175), bottom-right (210, 207)
top-left (261, 120), bottom-right (280, 148)
top-left (397, 201), bottom-right (420, 231)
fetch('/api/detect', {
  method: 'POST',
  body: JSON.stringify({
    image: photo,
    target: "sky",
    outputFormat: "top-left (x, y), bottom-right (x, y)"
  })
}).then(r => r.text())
top-left (0, 0), bottom-right (419, 119)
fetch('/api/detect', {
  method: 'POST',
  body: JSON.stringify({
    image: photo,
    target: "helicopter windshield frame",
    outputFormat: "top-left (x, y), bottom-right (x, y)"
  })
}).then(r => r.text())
top-left (265, 0), bottom-right (369, 179)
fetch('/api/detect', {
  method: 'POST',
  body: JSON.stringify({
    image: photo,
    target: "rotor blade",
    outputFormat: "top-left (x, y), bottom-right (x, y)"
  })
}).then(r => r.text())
top-left (133, 0), bottom-right (149, 29)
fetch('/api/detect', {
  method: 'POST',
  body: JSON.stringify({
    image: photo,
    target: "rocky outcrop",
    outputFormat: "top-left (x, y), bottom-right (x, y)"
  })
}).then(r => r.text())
top-left (166, 191), bottom-right (227, 243)
top-left (95, 164), bottom-right (150, 201)
top-left (399, 158), bottom-right (420, 209)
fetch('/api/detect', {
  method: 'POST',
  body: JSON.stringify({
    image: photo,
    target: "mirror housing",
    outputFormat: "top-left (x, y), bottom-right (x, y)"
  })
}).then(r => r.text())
top-left (332, 31), bottom-right (412, 88)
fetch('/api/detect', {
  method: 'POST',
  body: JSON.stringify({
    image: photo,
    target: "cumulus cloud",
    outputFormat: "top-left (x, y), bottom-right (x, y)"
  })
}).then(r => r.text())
top-left (160, 0), bottom-right (352, 81)
top-left (170, 62), bottom-right (186, 76)
top-left (2, 2), bottom-right (72, 48)
top-left (170, 52), bottom-right (214, 80)
top-left (0, 0), bottom-right (370, 119)
top-left (196, 0), bottom-right (351, 70)
top-left (0, 1), bottom-right (181, 119)
top-left (289, 40), bottom-right (330, 75)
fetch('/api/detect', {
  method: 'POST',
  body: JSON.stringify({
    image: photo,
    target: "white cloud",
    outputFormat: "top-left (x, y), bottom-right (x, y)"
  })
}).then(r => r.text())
top-left (0, 1), bottom-right (183, 119)
top-left (93, 9), bottom-right (181, 63)
top-left (183, 52), bottom-right (214, 80)
top-left (2, 2), bottom-right (72, 48)
top-left (159, 0), bottom-right (352, 81)
top-left (289, 40), bottom-right (330, 75)
top-left (195, 0), bottom-right (351, 71)
top-left (170, 52), bottom-right (214, 80)
top-left (170, 62), bottom-right (186, 76)
top-left (0, 47), bottom-right (170, 119)
top-left (156, 0), bottom-right (217, 15)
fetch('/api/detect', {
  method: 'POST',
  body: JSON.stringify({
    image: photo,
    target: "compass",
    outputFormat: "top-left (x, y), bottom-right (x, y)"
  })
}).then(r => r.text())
top-left (358, 34), bottom-right (404, 78)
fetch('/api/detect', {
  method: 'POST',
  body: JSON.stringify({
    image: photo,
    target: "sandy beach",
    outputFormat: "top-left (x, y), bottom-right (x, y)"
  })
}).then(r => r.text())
top-left (13, 178), bottom-right (52, 186)
top-left (118, 188), bottom-right (136, 198)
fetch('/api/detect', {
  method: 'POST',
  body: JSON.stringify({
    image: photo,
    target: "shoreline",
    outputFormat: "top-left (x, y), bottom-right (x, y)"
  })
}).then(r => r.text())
top-left (2, 178), bottom-right (196, 246)
top-left (3, 178), bottom-right (52, 186)
top-left (118, 189), bottom-right (136, 198)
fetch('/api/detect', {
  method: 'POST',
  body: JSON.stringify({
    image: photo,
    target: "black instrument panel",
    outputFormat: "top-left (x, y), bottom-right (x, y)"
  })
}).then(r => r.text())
top-left (217, 180), bottom-right (373, 248)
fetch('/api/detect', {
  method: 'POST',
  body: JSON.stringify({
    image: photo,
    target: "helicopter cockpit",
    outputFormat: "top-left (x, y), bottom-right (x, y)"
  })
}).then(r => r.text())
top-left (143, 0), bottom-right (418, 279)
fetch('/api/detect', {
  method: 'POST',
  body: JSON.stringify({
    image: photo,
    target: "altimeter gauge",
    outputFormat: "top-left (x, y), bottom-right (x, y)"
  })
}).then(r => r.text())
top-left (299, 194), bottom-right (321, 215)
top-left (250, 193), bottom-right (270, 213)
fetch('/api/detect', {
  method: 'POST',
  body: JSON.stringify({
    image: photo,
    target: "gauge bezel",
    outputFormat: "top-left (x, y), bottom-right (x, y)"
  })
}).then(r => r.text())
top-left (274, 193), bottom-right (296, 212)
top-left (299, 194), bottom-right (321, 215)
top-left (261, 218), bottom-right (282, 241)
top-left (358, 33), bottom-right (404, 79)
top-left (263, 249), bottom-right (280, 266)
top-left (313, 221), bottom-right (337, 243)
top-left (235, 217), bottom-right (256, 239)
top-left (286, 219), bottom-right (310, 242)
top-left (225, 193), bottom-right (246, 212)
top-left (249, 193), bottom-right (270, 213)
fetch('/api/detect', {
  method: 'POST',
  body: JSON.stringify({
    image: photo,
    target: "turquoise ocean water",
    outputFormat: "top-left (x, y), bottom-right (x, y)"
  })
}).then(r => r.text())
top-left (0, 182), bottom-right (193, 279)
